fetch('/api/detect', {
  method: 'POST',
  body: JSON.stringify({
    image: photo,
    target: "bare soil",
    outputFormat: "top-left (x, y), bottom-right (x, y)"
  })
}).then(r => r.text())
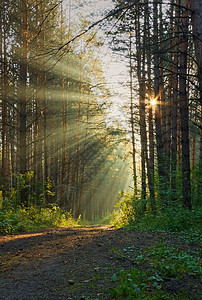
top-left (0, 226), bottom-right (201, 299)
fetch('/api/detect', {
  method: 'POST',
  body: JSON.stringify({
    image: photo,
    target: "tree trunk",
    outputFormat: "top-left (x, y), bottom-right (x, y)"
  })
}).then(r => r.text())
top-left (190, 0), bottom-right (202, 106)
top-left (42, 8), bottom-right (48, 185)
top-left (190, 0), bottom-right (202, 194)
top-left (199, 109), bottom-right (202, 192)
top-left (0, 5), bottom-right (6, 180)
top-left (19, 0), bottom-right (28, 205)
top-left (153, 0), bottom-right (166, 206)
top-left (20, 0), bottom-right (28, 175)
top-left (179, 0), bottom-right (192, 209)
top-left (135, 12), bottom-right (146, 202)
top-left (171, 0), bottom-right (180, 201)
top-left (129, 31), bottom-right (137, 193)
top-left (166, 0), bottom-right (174, 162)
top-left (60, 44), bottom-right (65, 206)
top-left (191, 115), bottom-right (196, 170)
top-left (145, 0), bottom-right (155, 209)
top-left (33, 0), bottom-right (39, 184)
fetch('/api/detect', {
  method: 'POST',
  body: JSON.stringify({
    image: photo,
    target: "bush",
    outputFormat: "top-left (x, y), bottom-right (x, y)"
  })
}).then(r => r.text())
top-left (111, 191), bottom-right (202, 235)
top-left (0, 173), bottom-right (79, 234)
top-left (2, 172), bottom-right (55, 209)
top-left (110, 191), bottom-right (138, 227)
top-left (0, 205), bottom-right (78, 234)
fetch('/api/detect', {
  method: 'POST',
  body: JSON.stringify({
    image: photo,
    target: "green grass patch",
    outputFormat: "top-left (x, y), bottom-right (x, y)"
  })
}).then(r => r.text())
top-left (129, 207), bottom-right (201, 233)
top-left (111, 192), bottom-right (202, 246)
top-left (0, 205), bottom-right (79, 234)
top-left (125, 242), bottom-right (201, 278)
top-left (109, 241), bottom-right (201, 299)
top-left (109, 267), bottom-right (188, 299)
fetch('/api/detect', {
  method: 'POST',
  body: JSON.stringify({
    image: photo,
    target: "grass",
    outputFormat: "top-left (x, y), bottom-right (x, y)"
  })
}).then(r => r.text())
top-left (124, 241), bottom-right (201, 278)
top-left (109, 197), bottom-right (201, 299)
top-left (0, 205), bottom-right (79, 234)
top-left (109, 267), bottom-right (190, 299)
top-left (109, 240), bottom-right (201, 299)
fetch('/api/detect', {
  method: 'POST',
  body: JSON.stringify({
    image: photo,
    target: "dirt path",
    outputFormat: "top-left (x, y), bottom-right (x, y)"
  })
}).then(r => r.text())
top-left (0, 226), bottom-right (200, 299)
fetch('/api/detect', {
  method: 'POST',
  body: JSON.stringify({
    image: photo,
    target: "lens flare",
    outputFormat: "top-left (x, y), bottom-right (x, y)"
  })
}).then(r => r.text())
top-left (150, 98), bottom-right (156, 106)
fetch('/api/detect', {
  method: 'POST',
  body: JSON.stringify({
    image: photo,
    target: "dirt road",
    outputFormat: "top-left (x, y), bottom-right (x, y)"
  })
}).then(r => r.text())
top-left (0, 226), bottom-right (201, 299)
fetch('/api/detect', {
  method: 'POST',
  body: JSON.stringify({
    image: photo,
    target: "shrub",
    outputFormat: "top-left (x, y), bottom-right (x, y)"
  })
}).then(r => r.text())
top-left (0, 205), bottom-right (78, 234)
top-left (111, 191), bottom-right (202, 235)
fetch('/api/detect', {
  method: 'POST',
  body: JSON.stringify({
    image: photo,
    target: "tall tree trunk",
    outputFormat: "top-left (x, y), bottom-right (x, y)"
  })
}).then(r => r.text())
top-left (145, 0), bottom-right (155, 209)
top-left (129, 31), bottom-right (137, 193)
top-left (33, 0), bottom-right (39, 183)
top-left (0, 5), bottom-right (6, 181)
top-left (171, 0), bottom-right (180, 201)
top-left (179, 0), bottom-right (191, 209)
top-left (190, 0), bottom-right (202, 106)
top-left (19, 0), bottom-right (28, 205)
top-left (146, 0), bottom-right (155, 211)
top-left (75, 50), bottom-right (82, 217)
top-left (190, 0), bottom-right (202, 193)
top-left (199, 109), bottom-right (202, 192)
top-left (159, 0), bottom-right (166, 152)
top-left (135, 12), bottom-right (146, 202)
top-left (153, 0), bottom-right (166, 206)
top-left (20, 0), bottom-right (28, 175)
top-left (60, 4), bottom-right (66, 206)
top-left (40, 1), bottom-right (48, 190)
top-left (166, 0), bottom-right (174, 162)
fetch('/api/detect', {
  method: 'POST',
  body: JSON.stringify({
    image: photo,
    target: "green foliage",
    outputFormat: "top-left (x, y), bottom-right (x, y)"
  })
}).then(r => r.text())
top-left (111, 191), bottom-right (146, 227)
top-left (88, 213), bottom-right (113, 225)
top-left (100, 213), bottom-right (113, 224)
top-left (191, 163), bottom-right (202, 205)
top-left (130, 242), bottom-right (201, 278)
top-left (0, 205), bottom-right (78, 234)
top-left (109, 267), bottom-right (188, 299)
top-left (126, 206), bottom-right (202, 235)
top-left (2, 172), bottom-right (55, 209)
top-left (111, 191), bottom-right (202, 238)
top-left (109, 241), bottom-right (200, 299)
top-left (109, 182), bottom-right (201, 299)
top-left (0, 174), bottom-right (78, 234)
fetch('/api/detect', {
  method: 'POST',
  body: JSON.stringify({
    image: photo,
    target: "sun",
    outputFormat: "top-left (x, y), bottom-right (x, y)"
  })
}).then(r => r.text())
top-left (150, 98), bottom-right (156, 106)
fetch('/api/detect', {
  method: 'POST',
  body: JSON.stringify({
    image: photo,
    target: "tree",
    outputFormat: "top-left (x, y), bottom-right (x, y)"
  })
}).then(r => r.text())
top-left (179, 0), bottom-right (191, 209)
top-left (129, 31), bottom-right (137, 192)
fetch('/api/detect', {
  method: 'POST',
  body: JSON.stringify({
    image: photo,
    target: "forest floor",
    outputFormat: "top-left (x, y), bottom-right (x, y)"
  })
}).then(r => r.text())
top-left (0, 225), bottom-right (201, 299)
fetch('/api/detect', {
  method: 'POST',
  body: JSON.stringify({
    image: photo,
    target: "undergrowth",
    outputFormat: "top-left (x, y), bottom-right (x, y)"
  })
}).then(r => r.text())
top-left (0, 173), bottom-right (80, 234)
top-left (110, 191), bottom-right (202, 243)
top-left (0, 205), bottom-right (79, 234)
top-left (109, 240), bottom-right (201, 299)
top-left (110, 267), bottom-right (190, 299)
top-left (109, 191), bottom-right (201, 299)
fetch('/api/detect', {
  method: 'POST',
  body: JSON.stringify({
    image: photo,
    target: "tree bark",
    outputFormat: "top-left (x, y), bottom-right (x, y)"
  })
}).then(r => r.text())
top-left (190, 0), bottom-right (202, 193)
top-left (153, 0), bottom-right (167, 206)
top-left (179, 0), bottom-right (192, 209)
top-left (171, 0), bottom-right (180, 201)
top-left (33, 0), bottom-right (39, 184)
top-left (145, 0), bottom-right (155, 209)
top-left (0, 4), bottom-right (6, 180)
top-left (135, 12), bottom-right (146, 202)
top-left (60, 4), bottom-right (66, 206)
top-left (129, 31), bottom-right (137, 193)
top-left (19, 0), bottom-right (28, 205)
top-left (190, 0), bottom-right (202, 106)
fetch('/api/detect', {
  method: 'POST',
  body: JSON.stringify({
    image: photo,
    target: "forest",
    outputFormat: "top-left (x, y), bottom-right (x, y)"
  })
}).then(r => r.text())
top-left (0, 0), bottom-right (201, 299)
top-left (0, 0), bottom-right (201, 223)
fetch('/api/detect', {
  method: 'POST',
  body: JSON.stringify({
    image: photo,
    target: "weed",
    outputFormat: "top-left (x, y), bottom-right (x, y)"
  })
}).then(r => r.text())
top-left (111, 191), bottom-right (202, 238)
top-left (109, 267), bottom-right (189, 299)
top-left (109, 241), bottom-right (201, 299)
top-left (0, 205), bottom-right (79, 234)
